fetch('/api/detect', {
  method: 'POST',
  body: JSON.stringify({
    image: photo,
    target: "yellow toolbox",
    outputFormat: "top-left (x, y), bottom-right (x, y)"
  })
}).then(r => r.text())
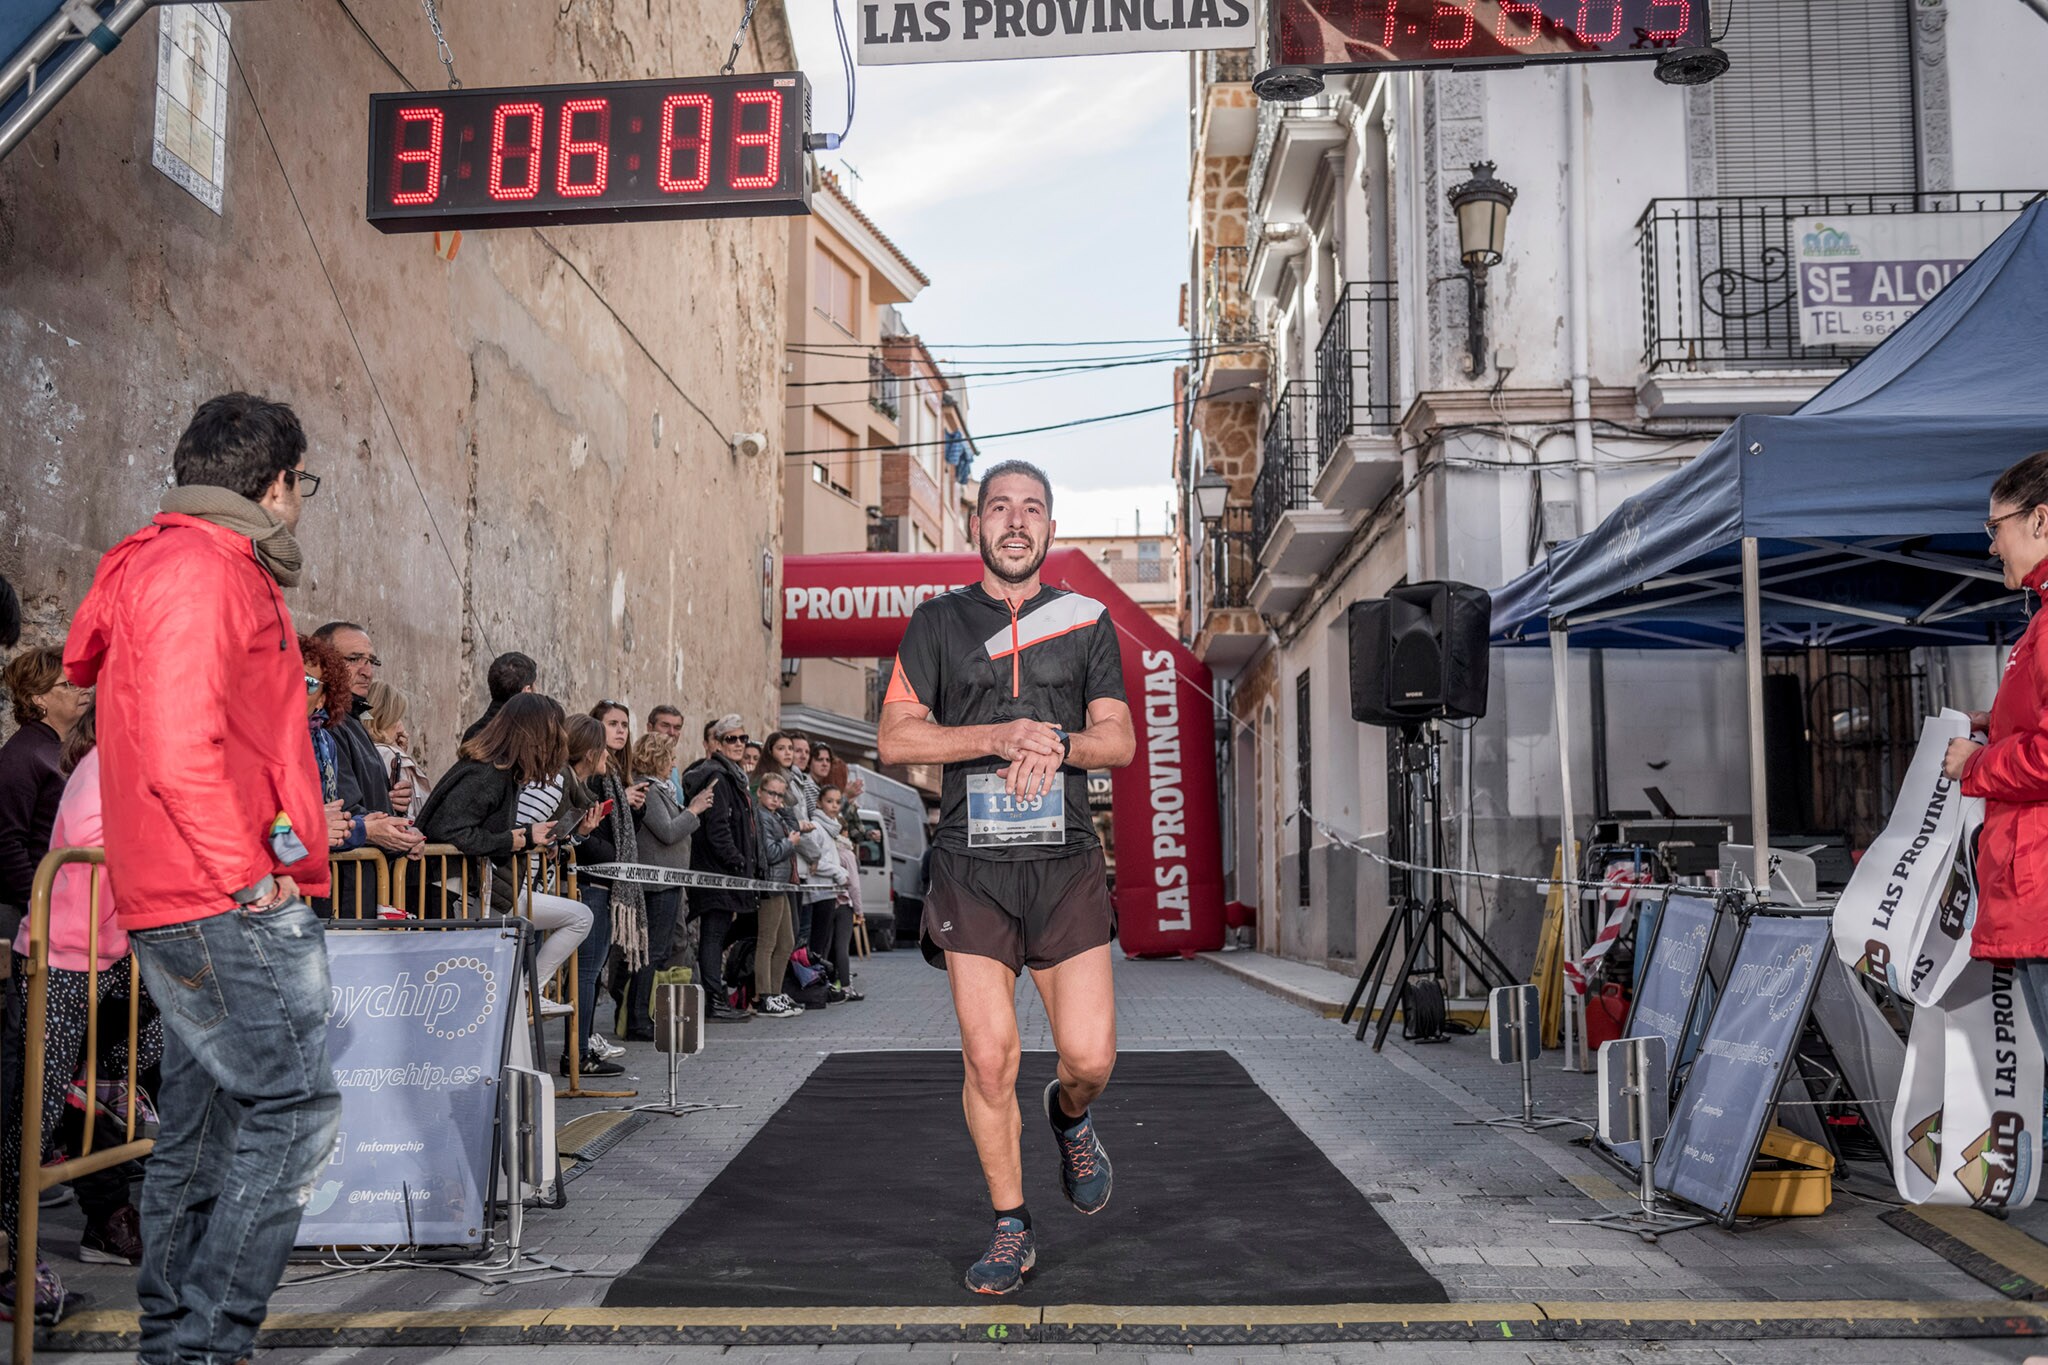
top-left (1737, 1125), bottom-right (1836, 1218)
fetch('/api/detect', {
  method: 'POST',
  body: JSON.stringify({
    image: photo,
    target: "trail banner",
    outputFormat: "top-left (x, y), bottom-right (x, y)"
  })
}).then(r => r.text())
top-left (1892, 959), bottom-right (2042, 1209)
top-left (1833, 709), bottom-right (1981, 1008)
top-left (296, 924), bottom-right (523, 1248)
top-left (1795, 210), bottom-right (2017, 349)
top-left (856, 0), bottom-right (1255, 64)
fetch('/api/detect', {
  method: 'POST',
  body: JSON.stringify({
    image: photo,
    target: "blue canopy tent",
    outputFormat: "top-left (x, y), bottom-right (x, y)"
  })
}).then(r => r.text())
top-left (1489, 197), bottom-right (2048, 1010)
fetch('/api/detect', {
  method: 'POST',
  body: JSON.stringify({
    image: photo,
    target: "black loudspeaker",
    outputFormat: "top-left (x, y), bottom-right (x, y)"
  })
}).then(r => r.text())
top-left (1348, 582), bottom-right (1492, 725)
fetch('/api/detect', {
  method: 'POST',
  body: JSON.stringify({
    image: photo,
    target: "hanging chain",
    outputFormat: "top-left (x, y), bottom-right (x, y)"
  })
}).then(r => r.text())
top-left (721, 0), bottom-right (759, 75)
top-left (420, 0), bottom-right (462, 88)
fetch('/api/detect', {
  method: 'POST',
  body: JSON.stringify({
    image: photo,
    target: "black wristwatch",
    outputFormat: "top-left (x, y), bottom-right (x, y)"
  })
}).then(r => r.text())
top-left (1052, 727), bottom-right (1071, 764)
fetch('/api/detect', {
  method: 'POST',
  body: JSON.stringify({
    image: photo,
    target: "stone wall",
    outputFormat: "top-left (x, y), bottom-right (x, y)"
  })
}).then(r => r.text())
top-left (0, 0), bottom-right (795, 767)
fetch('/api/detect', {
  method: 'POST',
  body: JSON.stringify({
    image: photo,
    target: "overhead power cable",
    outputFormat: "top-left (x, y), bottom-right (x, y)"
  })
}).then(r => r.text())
top-left (784, 347), bottom-right (1244, 388)
top-left (785, 336), bottom-right (1196, 350)
top-left (785, 401), bottom-right (1176, 457)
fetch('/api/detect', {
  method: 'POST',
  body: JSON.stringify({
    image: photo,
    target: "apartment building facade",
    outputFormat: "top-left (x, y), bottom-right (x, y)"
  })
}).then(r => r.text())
top-left (1177, 1), bottom-right (2048, 972)
top-left (781, 173), bottom-right (975, 761)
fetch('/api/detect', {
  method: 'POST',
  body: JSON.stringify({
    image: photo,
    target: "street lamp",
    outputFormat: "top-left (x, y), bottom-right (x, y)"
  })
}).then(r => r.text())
top-left (1193, 469), bottom-right (1231, 525)
top-left (1446, 161), bottom-right (1517, 375)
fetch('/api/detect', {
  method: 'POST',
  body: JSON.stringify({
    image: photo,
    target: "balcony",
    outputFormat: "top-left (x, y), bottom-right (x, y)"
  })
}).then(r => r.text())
top-left (1193, 503), bottom-right (1265, 674)
top-left (1634, 190), bottom-right (2037, 414)
top-left (868, 353), bottom-right (900, 419)
top-left (1246, 94), bottom-right (1346, 292)
top-left (1198, 48), bottom-right (1256, 160)
top-left (1250, 380), bottom-right (1351, 616)
top-left (1312, 282), bottom-right (1401, 511)
top-left (1197, 244), bottom-right (1266, 401)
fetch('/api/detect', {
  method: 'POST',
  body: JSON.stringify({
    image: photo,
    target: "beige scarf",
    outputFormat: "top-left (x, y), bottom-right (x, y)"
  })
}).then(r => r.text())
top-left (161, 485), bottom-right (306, 587)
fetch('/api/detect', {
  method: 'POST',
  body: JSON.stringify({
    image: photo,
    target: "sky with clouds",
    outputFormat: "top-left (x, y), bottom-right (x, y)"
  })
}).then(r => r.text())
top-left (785, 4), bottom-right (1188, 537)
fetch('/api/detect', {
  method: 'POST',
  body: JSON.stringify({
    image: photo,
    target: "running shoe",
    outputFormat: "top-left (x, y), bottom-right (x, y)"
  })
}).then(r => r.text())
top-left (593, 1033), bottom-right (626, 1060)
top-left (1043, 1079), bottom-right (1113, 1215)
top-left (963, 1216), bottom-right (1035, 1295)
top-left (0, 1257), bottom-right (78, 1325)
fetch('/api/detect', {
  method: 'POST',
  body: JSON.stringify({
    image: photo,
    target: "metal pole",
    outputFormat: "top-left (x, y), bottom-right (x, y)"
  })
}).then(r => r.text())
top-left (0, 0), bottom-right (155, 164)
top-left (1742, 537), bottom-right (1770, 892)
top-left (1549, 626), bottom-right (1587, 1071)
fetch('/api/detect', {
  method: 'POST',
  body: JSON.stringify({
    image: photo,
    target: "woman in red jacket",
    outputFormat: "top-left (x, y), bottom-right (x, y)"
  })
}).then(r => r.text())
top-left (1945, 450), bottom-right (2048, 1050)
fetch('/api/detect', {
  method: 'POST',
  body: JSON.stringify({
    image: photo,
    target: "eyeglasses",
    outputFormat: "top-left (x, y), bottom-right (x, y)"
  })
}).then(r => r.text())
top-left (340, 652), bottom-right (383, 669)
top-left (720, 732), bottom-right (749, 744)
top-left (50, 678), bottom-right (90, 693)
top-left (761, 787), bottom-right (787, 800)
top-left (288, 469), bottom-right (321, 499)
top-left (1987, 508), bottom-right (2033, 541)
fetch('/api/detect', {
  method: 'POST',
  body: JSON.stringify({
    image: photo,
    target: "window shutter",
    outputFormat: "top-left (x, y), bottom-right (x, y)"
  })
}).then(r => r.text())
top-left (1712, 0), bottom-right (1916, 195)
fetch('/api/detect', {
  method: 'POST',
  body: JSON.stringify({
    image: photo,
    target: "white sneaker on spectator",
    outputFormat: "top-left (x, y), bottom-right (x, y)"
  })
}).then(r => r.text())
top-left (758, 994), bottom-right (804, 1018)
top-left (538, 999), bottom-right (573, 1019)
top-left (593, 1034), bottom-right (626, 1059)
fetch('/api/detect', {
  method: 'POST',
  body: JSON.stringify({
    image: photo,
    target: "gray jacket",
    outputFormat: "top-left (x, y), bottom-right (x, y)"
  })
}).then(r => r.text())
top-left (757, 800), bottom-right (800, 885)
top-left (635, 782), bottom-right (701, 872)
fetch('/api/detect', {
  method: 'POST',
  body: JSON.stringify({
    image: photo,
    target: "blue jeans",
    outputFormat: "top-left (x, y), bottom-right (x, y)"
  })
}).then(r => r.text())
top-left (129, 901), bottom-right (341, 1365)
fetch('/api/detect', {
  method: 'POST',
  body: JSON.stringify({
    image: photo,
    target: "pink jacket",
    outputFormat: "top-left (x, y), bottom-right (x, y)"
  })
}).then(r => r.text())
top-left (13, 749), bottom-right (125, 971)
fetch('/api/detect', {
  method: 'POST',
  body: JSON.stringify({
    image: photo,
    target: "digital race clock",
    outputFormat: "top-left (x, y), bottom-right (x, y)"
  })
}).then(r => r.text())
top-left (1267, 0), bottom-right (1708, 75)
top-left (366, 72), bottom-right (811, 233)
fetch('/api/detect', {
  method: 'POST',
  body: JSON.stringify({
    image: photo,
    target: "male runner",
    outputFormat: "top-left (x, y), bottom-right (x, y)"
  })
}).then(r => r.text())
top-left (877, 460), bottom-right (1135, 1295)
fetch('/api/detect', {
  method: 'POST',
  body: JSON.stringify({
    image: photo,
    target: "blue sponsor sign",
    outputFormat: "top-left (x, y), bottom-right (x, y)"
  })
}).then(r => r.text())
top-left (296, 924), bottom-right (524, 1248)
top-left (1653, 912), bottom-right (1830, 1224)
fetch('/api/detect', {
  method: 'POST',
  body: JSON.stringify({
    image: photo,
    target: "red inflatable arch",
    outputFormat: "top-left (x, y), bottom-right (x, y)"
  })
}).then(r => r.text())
top-left (782, 552), bottom-right (1224, 958)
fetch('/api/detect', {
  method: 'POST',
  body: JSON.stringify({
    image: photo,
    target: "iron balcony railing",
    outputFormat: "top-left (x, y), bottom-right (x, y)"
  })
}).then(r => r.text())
top-left (1636, 190), bottom-right (2040, 372)
top-left (1252, 380), bottom-right (1318, 554)
top-left (1314, 282), bottom-right (1398, 466)
top-left (1205, 48), bottom-right (1253, 85)
top-left (1205, 503), bottom-right (1255, 610)
top-left (868, 353), bottom-right (900, 418)
top-left (1203, 244), bottom-right (1259, 346)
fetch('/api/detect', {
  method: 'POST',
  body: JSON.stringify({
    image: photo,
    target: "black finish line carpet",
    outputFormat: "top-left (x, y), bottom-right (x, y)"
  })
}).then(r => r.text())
top-left (604, 1048), bottom-right (1445, 1307)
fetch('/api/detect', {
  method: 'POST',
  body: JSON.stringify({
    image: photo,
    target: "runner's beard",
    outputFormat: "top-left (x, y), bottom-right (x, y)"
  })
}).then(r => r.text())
top-left (980, 526), bottom-right (1048, 585)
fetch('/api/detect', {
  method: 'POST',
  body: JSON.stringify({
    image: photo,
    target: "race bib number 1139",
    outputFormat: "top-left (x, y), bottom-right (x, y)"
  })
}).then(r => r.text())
top-left (966, 772), bottom-right (1065, 848)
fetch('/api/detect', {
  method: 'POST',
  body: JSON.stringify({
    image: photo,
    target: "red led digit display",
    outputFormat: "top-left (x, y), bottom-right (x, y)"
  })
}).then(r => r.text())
top-left (388, 107), bottom-right (443, 206)
top-left (1271, 0), bottom-right (1704, 73)
top-left (367, 72), bottom-right (811, 232)
top-left (658, 93), bottom-right (713, 193)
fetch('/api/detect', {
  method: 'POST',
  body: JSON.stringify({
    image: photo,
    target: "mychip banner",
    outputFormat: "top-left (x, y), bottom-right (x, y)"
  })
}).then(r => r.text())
top-left (1795, 211), bottom-right (2016, 348)
top-left (296, 924), bottom-right (523, 1248)
top-left (856, 0), bottom-right (1255, 65)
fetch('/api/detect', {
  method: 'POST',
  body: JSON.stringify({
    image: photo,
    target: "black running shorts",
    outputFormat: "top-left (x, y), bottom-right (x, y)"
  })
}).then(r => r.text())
top-left (920, 845), bottom-right (1116, 975)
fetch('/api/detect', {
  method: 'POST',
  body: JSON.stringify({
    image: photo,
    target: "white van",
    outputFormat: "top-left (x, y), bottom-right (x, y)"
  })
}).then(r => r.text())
top-left (846, 808), bottom-right (894, 948)
top-left (847, 764), bottom-right (930, 949)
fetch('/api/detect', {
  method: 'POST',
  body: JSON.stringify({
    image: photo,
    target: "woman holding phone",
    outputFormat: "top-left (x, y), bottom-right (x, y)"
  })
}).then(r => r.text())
top-left (415, 693), bottom-right (591, 1016)
top-left (623, 732), bottom-right (715, 1038)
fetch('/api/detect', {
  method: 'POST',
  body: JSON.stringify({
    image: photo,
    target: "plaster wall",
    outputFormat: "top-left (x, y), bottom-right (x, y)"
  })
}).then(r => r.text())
top-left (1, 0), bottom-right (794, 766)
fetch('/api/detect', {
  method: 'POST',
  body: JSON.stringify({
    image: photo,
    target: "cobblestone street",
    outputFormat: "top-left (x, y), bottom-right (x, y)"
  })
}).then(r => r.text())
top-left (30, 950), bottom-right (2042, 1362)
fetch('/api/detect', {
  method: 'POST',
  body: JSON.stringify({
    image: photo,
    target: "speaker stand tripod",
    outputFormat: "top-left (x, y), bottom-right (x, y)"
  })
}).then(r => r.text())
top-left (1341, 722), bottom-right (1517, 1051)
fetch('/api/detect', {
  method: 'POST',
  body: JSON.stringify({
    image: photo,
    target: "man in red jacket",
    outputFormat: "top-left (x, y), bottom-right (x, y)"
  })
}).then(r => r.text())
top-left (65, 393), bottom-right (340, 1362)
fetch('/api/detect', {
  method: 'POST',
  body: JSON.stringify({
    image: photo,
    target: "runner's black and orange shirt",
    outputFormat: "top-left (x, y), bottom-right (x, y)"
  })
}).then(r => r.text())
top-left (885, 583), bottom-right (1126, 860)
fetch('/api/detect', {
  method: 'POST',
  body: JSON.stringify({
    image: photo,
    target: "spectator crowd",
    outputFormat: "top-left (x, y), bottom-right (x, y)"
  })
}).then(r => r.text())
top-left (0, 393), bottom-right (889, 1332)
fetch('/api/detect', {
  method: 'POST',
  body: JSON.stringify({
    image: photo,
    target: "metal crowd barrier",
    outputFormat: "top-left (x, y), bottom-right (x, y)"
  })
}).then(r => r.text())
top-left (15, 847), bottom-right (153, 1362)
top-left (12, 834), bottom-right (624, 1357)
top-left (312, 845), bottom-right (392, 919)
top-left (388, 842), bottom-right (475, 919)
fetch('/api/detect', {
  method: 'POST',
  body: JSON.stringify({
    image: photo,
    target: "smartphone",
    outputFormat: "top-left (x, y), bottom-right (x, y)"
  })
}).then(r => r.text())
top-left (594, 798), bottom-right (616, 820)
